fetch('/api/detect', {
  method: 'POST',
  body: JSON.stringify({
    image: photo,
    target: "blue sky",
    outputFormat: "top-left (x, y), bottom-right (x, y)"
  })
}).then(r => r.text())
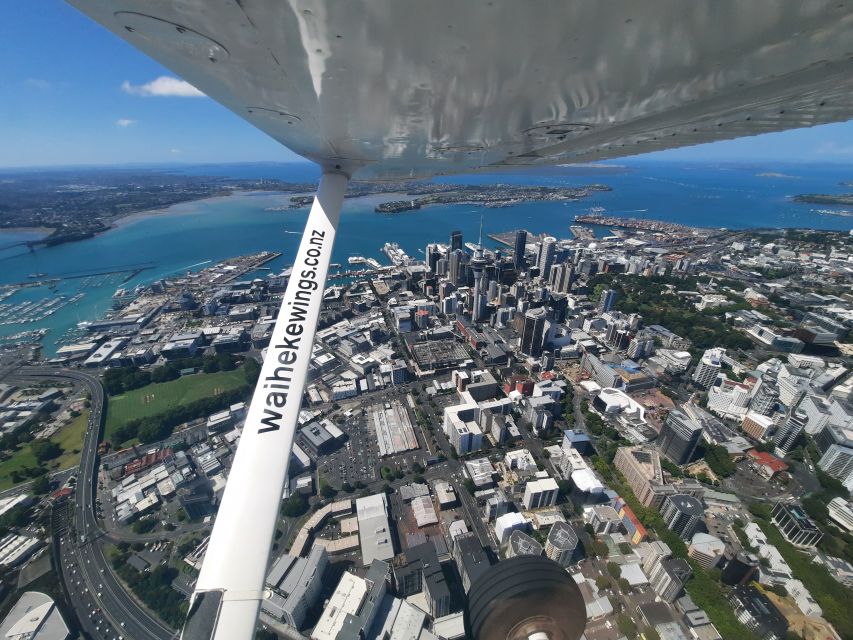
top-left (3, 1), bottom-right (853, 169)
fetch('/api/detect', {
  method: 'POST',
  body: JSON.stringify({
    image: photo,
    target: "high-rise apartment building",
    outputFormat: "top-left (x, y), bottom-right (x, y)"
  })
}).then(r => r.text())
top-left (598, 288), bottom-right (617, 312)
top-left (692, 348), bottom-right (724, 389)
top-left (749, 377), bottom-right (779, 416)
top-left (545, 521), bottom-right (581, 567)
top-left (773, 408), bottom-right (807, 458)
top-left (660, 494), bottom-right (704, 540)
top-left (657, 409), bottom-right (703, 465)
top-left (548, 262), bottom-right (573, 293)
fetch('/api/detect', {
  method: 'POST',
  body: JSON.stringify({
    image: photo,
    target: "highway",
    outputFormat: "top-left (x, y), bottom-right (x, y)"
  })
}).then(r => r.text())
top-left (17, 367), bottom-right (176, 640)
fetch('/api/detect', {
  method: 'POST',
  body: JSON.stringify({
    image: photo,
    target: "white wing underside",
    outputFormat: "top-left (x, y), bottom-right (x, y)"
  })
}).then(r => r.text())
top-left (67, 1), bottom-right (853, 180)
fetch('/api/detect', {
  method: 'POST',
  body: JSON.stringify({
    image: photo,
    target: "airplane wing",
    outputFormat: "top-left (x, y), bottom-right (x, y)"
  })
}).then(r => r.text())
top-left (68, 1), bottom-right (853, 180)
top-left (61, 2), bottom-right (853, 639)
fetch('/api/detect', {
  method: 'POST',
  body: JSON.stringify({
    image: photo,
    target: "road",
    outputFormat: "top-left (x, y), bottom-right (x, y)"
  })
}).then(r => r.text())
top-left (17, 367), bottom-right (176, 640)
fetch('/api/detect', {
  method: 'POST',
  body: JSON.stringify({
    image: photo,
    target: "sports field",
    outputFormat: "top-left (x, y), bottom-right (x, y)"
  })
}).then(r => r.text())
top-left (0, 409), bottom-right (90, 490)
top-left (105, 369), bottom-right (247, 440)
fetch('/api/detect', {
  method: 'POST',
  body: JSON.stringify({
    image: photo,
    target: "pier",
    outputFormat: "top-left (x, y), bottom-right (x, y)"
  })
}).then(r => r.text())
top-left (574, 214), bottom-right (708, 234)
top-left (487, 229), bottom-right (546, 247)
top-left (219, 251), bottom-right (281, 283)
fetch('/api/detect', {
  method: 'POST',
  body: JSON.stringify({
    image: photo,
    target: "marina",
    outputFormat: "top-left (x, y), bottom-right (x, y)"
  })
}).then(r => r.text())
top-left (0, 292), bottom-right (85, 326)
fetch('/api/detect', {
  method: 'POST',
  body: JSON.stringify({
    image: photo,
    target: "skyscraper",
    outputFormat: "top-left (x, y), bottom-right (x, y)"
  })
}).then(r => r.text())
top-left (425, 243), bottom-right (441, 274)
top-left (657, 408), bottom-right (703, 465)
top-left (448, 249), bottom-right (466, 286)
top-left (537, 236), bottom-right (557, 279)
top-left (549, 262), bottom-right (573, 294)
top-left (450, 230), bottom-right (463, 253)
top-left (513, 230), bottom-right (527, 270)
top-left (774, 408), bottom-right (807, 458)
top-left (520, 307), bottom-right (547, 357)
top-left (598, 288), bottom-right (617, 312)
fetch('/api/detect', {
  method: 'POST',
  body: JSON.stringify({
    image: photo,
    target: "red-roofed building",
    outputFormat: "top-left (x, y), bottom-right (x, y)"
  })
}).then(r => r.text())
top-left (51, 487), bottom-right (73, 501)
top-left (747, 450), bottom-right (789, 480)
top-left (504, 375), bottom-right (534, 396)
top-left (618, 504), bottom-right (649, 544)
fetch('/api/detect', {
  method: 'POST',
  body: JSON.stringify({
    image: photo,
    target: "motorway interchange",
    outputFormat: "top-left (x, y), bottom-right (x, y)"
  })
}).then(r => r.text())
top-left (18, 367), bottom-right (176, 640)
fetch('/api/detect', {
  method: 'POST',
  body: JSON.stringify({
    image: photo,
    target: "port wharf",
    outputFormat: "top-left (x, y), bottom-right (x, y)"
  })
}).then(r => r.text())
top-left (218, 251), bottom-right (282, 283)
top-left (488, 229), bottom-right (546, 247)
top-left (573, 214), bottom-right (709, 234)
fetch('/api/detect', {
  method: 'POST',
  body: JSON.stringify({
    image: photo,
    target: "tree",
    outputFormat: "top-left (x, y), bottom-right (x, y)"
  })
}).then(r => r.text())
top-left (703, 444), bottom-right (735, 477)
top-left (607, 561), bottom-right (621, 579)
top-left (281, 493), bottom-right (309, 518)
top-left (0, 505), bottom-right (30, 528)
top-left (591, 539), bottom-right (608, 558)
top-left (31, 439), bottom-right (62, 463)
top-left (816, 470), bottom-right (846, 499)
top-left (31, 475), bottom-right (50, 495)
top-left (244, 357), bottom-right (261, 385)
top-left (595, 575), bottom-right (611, 591)
top-left (616, 613), bottom-right (637, 639)
top-left (218, 353), bottom-right (237, 371)
top-left (320, 483), bottom-right (338, 499)
top-left (132, 518), bottom-right (157, 534)
top-left (660, 457), bottom-right (684, 478)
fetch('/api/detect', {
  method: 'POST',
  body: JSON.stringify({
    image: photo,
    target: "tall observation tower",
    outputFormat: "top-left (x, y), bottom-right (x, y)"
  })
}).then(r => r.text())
top-left (471, 217), bottom-right (488, 323)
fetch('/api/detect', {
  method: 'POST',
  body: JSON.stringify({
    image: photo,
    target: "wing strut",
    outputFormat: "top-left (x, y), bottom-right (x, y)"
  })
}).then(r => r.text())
top-left (182, 171), bottom-right (348, 640)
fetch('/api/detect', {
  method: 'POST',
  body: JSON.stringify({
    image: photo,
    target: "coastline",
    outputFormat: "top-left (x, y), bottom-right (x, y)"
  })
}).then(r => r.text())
top-left (108, 190), bottom-right (250, 229)
top-left (0, 226), bottom-right (54, 237)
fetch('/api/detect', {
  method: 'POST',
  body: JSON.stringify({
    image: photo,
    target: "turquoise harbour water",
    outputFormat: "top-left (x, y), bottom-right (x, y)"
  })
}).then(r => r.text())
top-left (0, 160), bottom-right (851, 355)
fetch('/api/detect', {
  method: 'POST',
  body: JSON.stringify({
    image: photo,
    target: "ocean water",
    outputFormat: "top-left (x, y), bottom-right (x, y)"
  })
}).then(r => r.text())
top-left (0, 160), bottom-right (851, 355)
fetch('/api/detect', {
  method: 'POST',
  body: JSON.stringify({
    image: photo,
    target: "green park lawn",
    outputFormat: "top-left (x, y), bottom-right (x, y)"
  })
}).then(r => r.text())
top-left (104, 369), bottom-right (247, 442)
top-left (0, 409), bottom-right (90, 490)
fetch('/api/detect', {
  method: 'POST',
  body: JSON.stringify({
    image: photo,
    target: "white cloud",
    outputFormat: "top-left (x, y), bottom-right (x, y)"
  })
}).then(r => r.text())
top-left (116, 118), bottom-right (136, 128)
top-left (170, 148), bottom-right (182, 154)
top-left (25, 78), bottom-right (51, 90)
top-left (121, 76), bottom-right (205, 98)
top-left (814, 141), bottom-right (853, 156)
